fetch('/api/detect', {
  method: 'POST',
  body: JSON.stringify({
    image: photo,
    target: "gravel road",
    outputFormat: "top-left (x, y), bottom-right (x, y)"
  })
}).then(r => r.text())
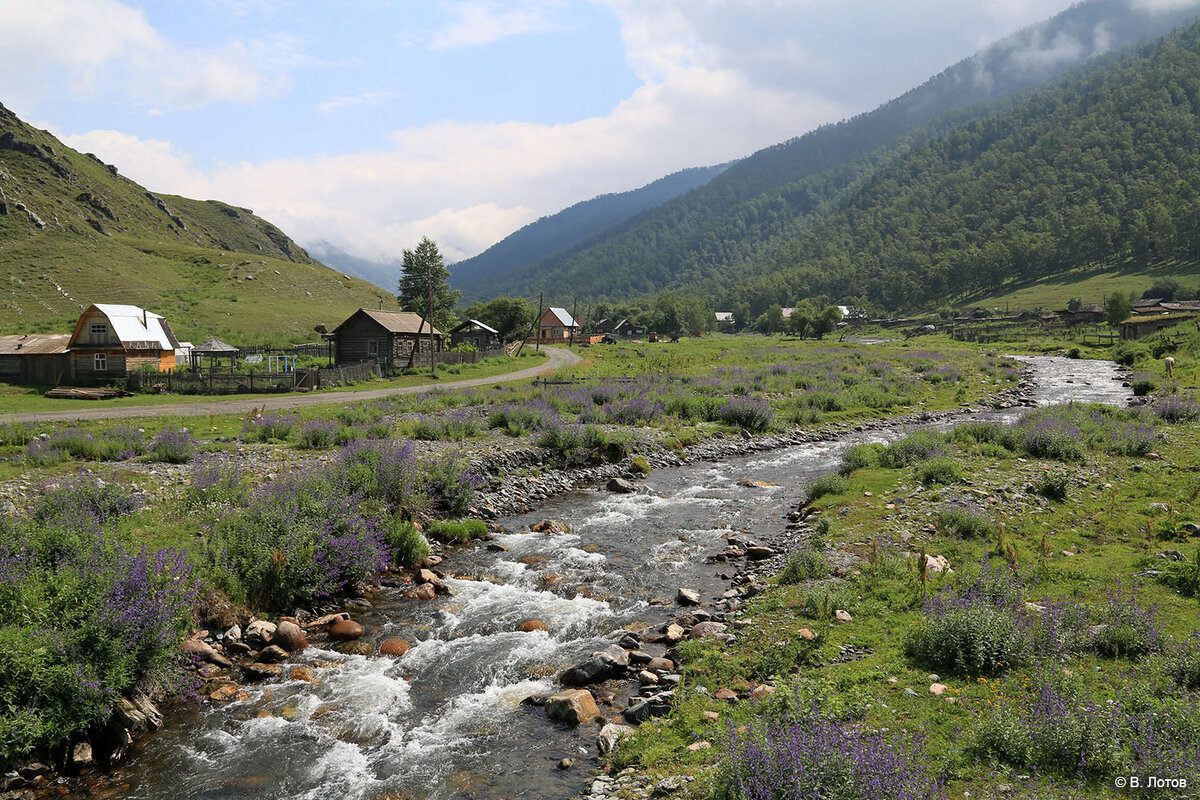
top-left (0, 347), bottom-right (581, 424)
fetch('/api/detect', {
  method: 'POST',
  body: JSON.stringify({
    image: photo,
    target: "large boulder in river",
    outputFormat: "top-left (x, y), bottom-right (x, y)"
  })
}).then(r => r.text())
top-left (545, 689), bottom-right (602, 726)
top-left (273, 620), bottom-right (308, 652)
top-left (245, 619), bottom-right (276, 646)
top-left (606, 477), bottom-right (637, 493)
top-left (379, 637), bottom-right (412, 657)
top-left (517, 619), bottom-right (549, 632)
top-left (560, 657), bottom-right (612, 687)
top-left (328, 619), bottom-right (365, 641)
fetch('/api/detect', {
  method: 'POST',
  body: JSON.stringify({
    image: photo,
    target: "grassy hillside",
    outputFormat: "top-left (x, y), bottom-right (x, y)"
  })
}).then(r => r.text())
top-left (0, 102), bottom-right (386, 343)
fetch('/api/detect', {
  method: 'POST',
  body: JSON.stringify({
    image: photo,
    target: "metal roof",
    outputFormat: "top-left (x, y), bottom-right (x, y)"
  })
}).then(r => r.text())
top-left (452, 319), bottom-right (499, 334)
top-left (339, 308), bottom-right (443, 336)
top-left (87, 304), bottom-right (179, 350)
top-left (542, 307), bottom-right (578, 327)
top-left (0, 333), bottom-right (71, 356)
top-left (192, 338), bottom-right (239, 354)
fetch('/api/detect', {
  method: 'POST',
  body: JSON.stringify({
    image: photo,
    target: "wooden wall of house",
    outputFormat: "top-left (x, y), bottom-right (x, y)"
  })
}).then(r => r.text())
top-left (334, 315), bottom-right (391, 365)
top-left (451, 331), bottom-right (499, 349)
top-left (73, 310), bottom-right (121, 347)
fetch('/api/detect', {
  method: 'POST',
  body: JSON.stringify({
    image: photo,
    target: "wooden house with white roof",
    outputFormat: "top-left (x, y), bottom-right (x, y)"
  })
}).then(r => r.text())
top-left (67, 303), bottom-right (181, 379)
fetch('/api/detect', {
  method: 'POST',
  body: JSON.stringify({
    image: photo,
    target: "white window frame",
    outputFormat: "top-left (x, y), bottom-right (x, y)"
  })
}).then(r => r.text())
top-left (94, 352), bottom-right (107, 371)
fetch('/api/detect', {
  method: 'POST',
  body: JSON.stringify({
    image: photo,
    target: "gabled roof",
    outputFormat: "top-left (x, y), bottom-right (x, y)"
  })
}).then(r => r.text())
top-left (714, 311), bottom-right (734, 322)
top-left (451, 319), bottom-right (499, 335)
top-left (337, 308), bottom-right (443, 336)
top-left (72, 304), bottom-right (179, 350)
top-left (0, 333), bottom-right (70, 355)
top-left (192, 338), bottom-right (239, 354)
top-left (614, 318), bottom-right (644, 330)
top-left (542, 307), bottom-right (578, 327)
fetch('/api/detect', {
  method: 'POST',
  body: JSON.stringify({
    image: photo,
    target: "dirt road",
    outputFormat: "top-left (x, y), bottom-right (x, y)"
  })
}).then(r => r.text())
top-left (1, 347), bottom-right (581, 424)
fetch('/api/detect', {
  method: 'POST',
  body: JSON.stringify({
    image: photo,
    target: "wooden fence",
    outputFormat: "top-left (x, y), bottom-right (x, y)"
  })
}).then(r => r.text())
top-left (399, 347), bottom-right (506, 370)
top-left (127, 360), bottom-right (380, 395)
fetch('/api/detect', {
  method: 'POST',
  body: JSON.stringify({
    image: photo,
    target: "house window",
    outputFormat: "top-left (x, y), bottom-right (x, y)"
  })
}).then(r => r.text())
top-left (94, 353), bottom-right (107, 372)
top-left (367, 340), bottom-right (379, 357)
top-left (89, 322), bottom-right (107, 342)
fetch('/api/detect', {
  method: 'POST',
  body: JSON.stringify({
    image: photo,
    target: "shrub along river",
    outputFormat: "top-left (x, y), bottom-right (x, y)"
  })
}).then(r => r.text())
top-left (114, 356), bottom-right (1131, 800)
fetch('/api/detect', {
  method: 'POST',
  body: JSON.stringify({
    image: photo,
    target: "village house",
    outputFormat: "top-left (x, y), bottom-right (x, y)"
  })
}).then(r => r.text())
top-left (67, 304), bottom-right (180, 380)
top-left (1120, 311), bottom-right (1200, 340)
top-left (593, 318), bottom-right (616, 335)
top-left (332, 308), bottom-right (443, 367)
top-left (613, 318), bottom-right (647, 338)
top-left (449, 319), bottom-right (501, 350)
top-left (537, 307), bottom-right (579, 342)
top-left (1057, 304), bottom-right (1106, 325)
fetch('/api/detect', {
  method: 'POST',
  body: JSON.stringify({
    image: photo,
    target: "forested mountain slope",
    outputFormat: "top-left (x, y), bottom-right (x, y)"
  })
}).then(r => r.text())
top-left (463, 0), bottom-right (1200, 307)
top-left (448, 164), bottom-right (729, 292)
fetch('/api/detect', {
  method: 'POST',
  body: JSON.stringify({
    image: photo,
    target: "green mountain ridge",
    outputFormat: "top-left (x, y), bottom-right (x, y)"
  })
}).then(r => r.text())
top-left (0, 102), bottom-right (386, 344)
top-left (464, 0), bottom-right (1200, 310)
top-left (446, 163), bottom-right (732, 294)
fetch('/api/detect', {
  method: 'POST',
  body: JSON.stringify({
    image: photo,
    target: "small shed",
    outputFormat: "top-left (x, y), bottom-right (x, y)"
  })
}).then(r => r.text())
top-left (332, 308), bottom-right (443, 366)
top-left (189, 338), bottom-right (240, 372)
top-left (0, 334), bottom-right (71, 385)
top-left (449, 319), bottom-right (501, 349)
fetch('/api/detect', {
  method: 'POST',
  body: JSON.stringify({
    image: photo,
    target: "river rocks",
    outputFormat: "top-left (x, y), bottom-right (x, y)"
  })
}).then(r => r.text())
top-left (606, 477), bottom-right (637, 494)
top-left (310, 612), bottom-right (350, 628)
top-left (598, 644), bottom-right (630, 669)
top-left (209, 683), bottom-right (244, 702)
top-left (328, 619), bottom-right (365, 641)
top-left (597, 722), bottom-right (636, 754)
top-left (406, 583), bottom-right (437, 601)
top-left (662, 623), bottom-right (685, 644)
top-left (181, 638), bottom-right (232, 668)
top-left (676, 588), bottom-right (701, 606)
top-left (646, 656), bottom-right (675, 672)
top-left (638, 670), bottom-right (659, 685)
top-left (379, 637), bottom-right (412, 656)
top-left (557, 758), bottom-right (575, 770)
top-left (290, 666), bottom-right (316, 682)
top-left (623, 690), bottom-right (675, 723)
top-left (688, 621), bottom-right (727, 639)
top-left (258, 645), bottom-right (289, 664)
top-left (70, 742), bottom-right (93, 770)
top-left (531, 519), bottom-right (567, 533)
top-left (336, 640), bottom-right (374, 656)
top-left (745, 545), bottom-right (775, 560)
top-left (561, 657), bottom-right (613, 687)
top-left (273, 620), bottom-right (308, 652)
top-left (245, 619), bottom-right (276, 646)
top-left (545, 689), bottom-right (602, 725)
top-left (517, 619), bottom-right (549, 632)
top-left (243, 663), bottom-right (282, 680)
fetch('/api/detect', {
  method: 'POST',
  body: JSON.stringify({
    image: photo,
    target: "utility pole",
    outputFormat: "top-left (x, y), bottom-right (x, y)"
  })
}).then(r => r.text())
top-left (427, 261), bottom-right (436, 378)
top-left (569, 297), bottom-right (577, 347)
top-left (535, 292), bottom-right (544, 352)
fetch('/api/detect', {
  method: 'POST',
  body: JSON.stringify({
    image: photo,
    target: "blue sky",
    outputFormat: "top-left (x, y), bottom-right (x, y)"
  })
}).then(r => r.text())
top-left (0, 0), bottom-right (1173, 263)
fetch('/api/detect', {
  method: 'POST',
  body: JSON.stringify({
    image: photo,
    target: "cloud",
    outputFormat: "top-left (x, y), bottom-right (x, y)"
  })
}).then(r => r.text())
top-left (317, 90), bottom-right (398, 113)
top-left (0, 0), bottom-right (307, 109)
top-left (56, 0), bottom-right (1110, 268)
top-left (430, 1), bottom-right (561, 50)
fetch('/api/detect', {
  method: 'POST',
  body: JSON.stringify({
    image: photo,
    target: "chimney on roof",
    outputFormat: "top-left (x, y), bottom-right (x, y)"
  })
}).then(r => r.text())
top-left (142, 308), bottom-right (147, 328)
top-left (378, 298), bottom-right (383, 310)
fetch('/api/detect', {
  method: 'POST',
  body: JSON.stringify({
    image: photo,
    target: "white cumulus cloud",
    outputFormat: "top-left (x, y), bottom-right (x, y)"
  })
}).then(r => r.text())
top-left (0, 0), bottom-right (307, 109)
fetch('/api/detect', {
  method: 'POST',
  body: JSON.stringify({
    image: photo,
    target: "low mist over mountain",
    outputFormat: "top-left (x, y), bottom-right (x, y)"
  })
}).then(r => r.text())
top-left (461, 0), bottom-right (1200, 307)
